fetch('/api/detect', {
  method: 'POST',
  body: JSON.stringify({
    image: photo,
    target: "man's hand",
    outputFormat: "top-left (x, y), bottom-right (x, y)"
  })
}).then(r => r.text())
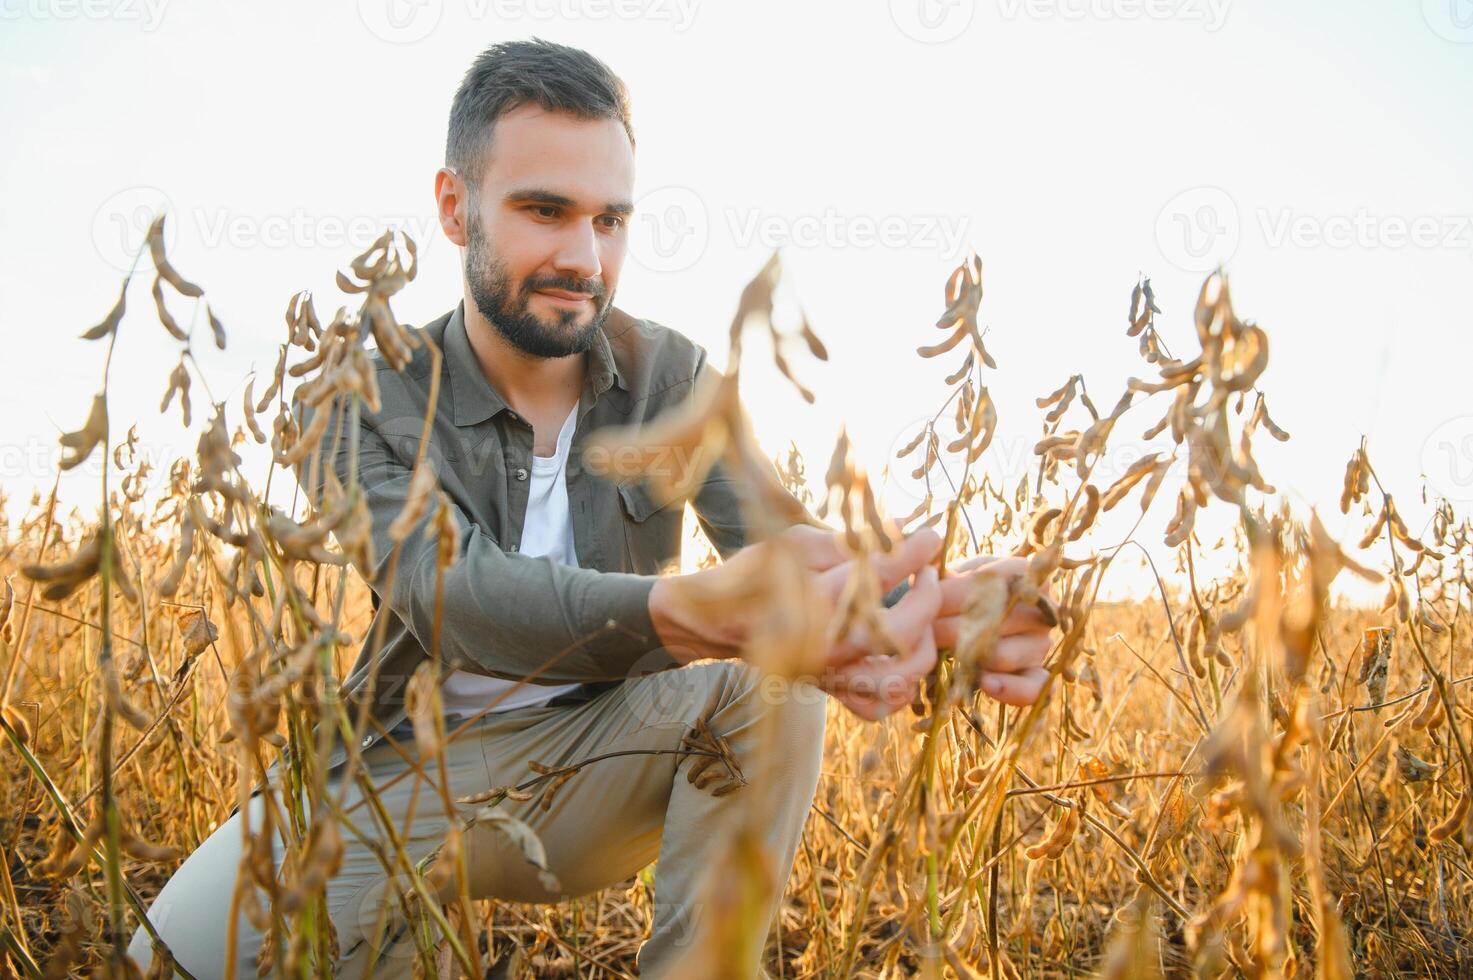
top-left (649, 526), bottom-right (943, 718)
top-left (934, 555), bottom-right (1057, 706)
top-left (646, 523), bottom-right (853, 662)
top-left (811, 537), bottom-right (942, 720)
top-left (816, 550), bottom-right (1059, 714)
top-left (647, 529), bottom-right (1059, 719)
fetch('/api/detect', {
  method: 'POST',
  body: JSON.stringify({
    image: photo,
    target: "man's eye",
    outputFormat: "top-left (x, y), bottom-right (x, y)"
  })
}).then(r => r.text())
top-left (600, 215), bottom-right (626, 230)
top-left (533, 206), bottom-right (559, 219)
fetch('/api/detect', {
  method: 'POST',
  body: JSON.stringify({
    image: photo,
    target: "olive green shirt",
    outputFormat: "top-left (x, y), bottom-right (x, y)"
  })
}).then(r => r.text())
top-left (291, 301), bottom-right (764, 769)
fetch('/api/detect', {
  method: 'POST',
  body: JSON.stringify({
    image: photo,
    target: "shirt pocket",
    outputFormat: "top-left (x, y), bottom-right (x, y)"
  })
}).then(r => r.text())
top-left (378, 419), bottom-right (494, 469)
top-left (616, 480), bottom-right (685, 576)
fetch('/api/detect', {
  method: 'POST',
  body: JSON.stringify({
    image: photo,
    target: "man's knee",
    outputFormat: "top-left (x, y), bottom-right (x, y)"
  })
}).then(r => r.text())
top-left (125, 803), bottom-right (251, 976)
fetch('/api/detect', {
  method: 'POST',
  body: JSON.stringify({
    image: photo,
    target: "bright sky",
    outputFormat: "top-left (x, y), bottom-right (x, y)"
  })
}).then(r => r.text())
top-left (3, 1), bottom-right (1471, 604)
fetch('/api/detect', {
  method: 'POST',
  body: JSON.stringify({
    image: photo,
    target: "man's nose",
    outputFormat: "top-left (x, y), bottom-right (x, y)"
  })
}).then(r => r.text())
top-left (551, 220), bottom-right (603, 283)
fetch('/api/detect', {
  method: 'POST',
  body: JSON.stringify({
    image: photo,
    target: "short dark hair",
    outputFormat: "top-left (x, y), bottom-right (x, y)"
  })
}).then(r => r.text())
top-left (446, 38), bottom-right (635, 184)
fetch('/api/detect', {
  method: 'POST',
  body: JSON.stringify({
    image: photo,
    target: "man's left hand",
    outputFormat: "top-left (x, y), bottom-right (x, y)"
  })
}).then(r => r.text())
top-left (933, 555), bottom-right (1058, 706)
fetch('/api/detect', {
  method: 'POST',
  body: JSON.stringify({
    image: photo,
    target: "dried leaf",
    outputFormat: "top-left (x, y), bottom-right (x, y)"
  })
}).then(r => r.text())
top-left (469, 806), bottom-right (560, 892)
top-left (176, 608), bottom-right (219, 658)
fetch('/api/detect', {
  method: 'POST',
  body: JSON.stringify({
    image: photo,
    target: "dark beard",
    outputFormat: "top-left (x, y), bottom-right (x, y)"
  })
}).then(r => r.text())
top-left (465, 215), bottom-right (613, 358)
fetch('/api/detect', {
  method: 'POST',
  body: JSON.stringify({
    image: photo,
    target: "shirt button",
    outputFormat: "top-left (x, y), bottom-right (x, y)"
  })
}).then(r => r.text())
top-left (508, 544), bottom-right (519, 553)
top-left (514, 467), bottom-right (529, 481)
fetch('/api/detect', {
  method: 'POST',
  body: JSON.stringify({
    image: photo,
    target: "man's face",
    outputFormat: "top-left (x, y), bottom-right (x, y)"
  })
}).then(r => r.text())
top-left (460, 103), bottom-right (635, 358)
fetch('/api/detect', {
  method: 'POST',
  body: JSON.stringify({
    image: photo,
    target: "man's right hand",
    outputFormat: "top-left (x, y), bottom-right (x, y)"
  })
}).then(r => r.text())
top-left (648, 525), bottom-right (948, 720)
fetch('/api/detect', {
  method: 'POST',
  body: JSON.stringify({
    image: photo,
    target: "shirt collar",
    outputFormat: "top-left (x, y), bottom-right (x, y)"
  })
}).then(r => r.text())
top-left (444, 300), bottom-right (627, 427)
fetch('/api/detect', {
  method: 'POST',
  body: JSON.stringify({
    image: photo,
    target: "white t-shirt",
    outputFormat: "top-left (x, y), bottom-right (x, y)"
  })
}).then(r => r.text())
top-left (439, 405), bottom-right (584, 719)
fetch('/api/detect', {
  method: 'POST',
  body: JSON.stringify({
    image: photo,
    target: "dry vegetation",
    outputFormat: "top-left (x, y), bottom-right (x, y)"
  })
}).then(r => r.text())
top-left (0, 218), bottom-right (1469, 978)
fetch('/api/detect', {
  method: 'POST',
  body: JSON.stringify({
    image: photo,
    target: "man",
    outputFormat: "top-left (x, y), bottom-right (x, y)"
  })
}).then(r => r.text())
top-left (129, 38), bottom-right (1054, 978)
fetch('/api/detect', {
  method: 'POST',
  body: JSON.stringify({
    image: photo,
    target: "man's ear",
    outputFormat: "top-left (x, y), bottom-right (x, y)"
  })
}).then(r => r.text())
top-left (435, 167), bottom-right (470, 247)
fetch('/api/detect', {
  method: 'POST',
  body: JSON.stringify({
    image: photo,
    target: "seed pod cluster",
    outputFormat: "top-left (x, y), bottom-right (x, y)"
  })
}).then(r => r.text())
top-left (681, 716), bottom-right (747, 797)
top-left (20, 529), bottom-right (135, 604)
top-left (900, 253), bottom-right (998, 516)
top-left (526, 761), bottom-right (579, 811)
top-left (1340, 445), bottom-right (1371, 513)
top-left (1025, 799), bottom-right (1081, 861)
top-left (58, 393), bottom-right (108, 472)
top-left (1410, 684), bottom-right (1446, 731)
top-left (1428, 790), bottom-right (1470, 844)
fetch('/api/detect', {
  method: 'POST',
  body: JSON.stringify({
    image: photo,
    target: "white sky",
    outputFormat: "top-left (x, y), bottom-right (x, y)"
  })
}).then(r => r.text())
top-left (3, 0), bottom-right (1471, 603)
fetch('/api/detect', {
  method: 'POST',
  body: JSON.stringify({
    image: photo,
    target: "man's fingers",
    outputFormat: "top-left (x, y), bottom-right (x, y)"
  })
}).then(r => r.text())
top-left (884, 564), bottom-right (943, 650)
top-left (777, 523), bottom-right (848, 571)
top-left (826, 617), bottom-right (940, 701)
top-left (979, 667), bottom-right (1051, 706)
top-left (937, 558), bottom-right (1030, 617)
top-left (833, 693), bottom-right (891, 722)
top-left (814, 528), bottom-right (942, 612)
top-left (870, 529), bottom-right (942, 595)
top-left (953, 553), bottom-right (1001, 574)
top-left (987, 632), bottom-right (1052, 672)
top-left (935, 605), bottom-right (1053, 646)
top-left (932, 618), bottom-right (1053, 663)
top-left (826, 565), bottom-right (940, 667)
top-left (934, 614), bottom-right (960, 650)
top-left (827, 625), bottom-right (939, 720)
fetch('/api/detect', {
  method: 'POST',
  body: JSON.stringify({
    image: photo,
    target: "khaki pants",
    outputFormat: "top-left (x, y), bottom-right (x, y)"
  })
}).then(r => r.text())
top-left (126, 661), bottom-right (826, 978)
